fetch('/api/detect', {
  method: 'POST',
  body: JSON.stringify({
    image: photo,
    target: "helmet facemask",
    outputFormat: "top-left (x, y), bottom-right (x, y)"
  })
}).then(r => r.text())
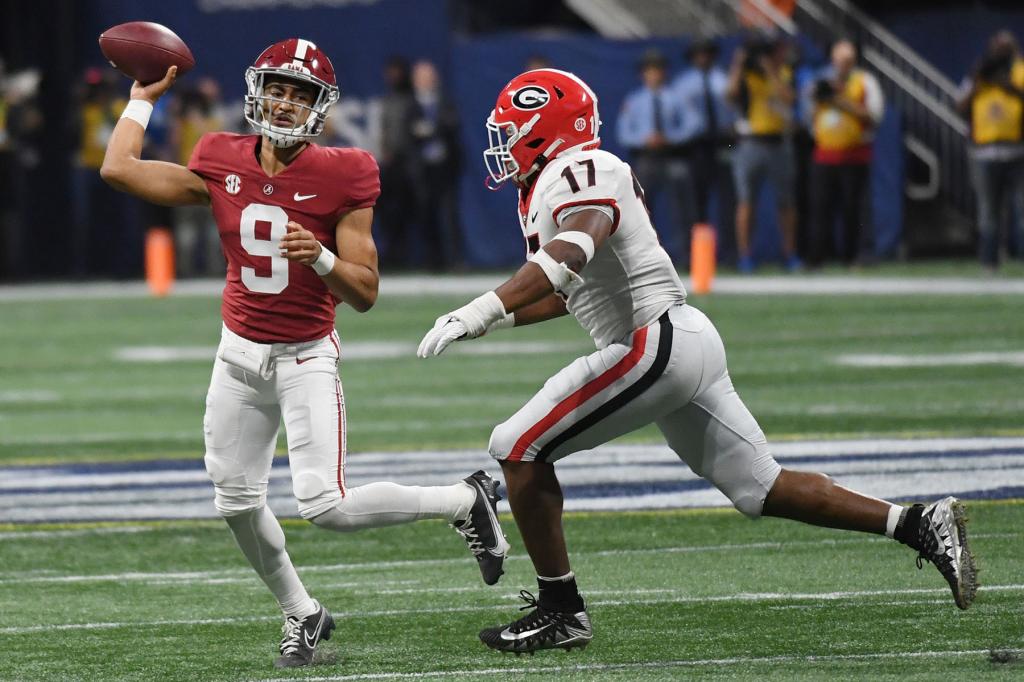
top-left (244, 67), bottom-right (339, 148)
top-left (484, 112), bottom-right (541, 187)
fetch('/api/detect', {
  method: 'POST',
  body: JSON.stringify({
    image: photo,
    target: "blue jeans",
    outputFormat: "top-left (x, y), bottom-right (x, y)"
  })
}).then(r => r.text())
top-left (969, 155), bottom-right (1024, 266)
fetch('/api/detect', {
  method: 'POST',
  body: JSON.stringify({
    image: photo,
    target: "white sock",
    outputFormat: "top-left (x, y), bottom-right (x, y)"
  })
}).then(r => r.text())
top-left (224, 506), bottom-right (317, 619)
top-left (884, 504), bottom-right (904, 539)
top-left (311, 481), bottom-right (475, 532)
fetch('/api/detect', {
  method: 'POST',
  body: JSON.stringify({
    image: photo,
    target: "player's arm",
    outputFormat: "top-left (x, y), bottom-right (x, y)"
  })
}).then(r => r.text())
top-left (279, 207), bottom-right (379, 312)
top-left (417, 209), bottom-right (612, 357)
top-left (512, 293), bottom-right (568, 327)
top-left (99, 66), bottom-right (209, 207)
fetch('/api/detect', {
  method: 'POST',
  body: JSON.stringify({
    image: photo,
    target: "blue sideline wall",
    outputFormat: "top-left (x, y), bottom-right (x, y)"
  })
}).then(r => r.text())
top-left (80, 0), bottom-right (903, 269)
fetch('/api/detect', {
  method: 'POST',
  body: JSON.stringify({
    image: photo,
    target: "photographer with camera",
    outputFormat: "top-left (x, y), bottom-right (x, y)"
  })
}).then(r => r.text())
top-left (726, 34), bottom-right (800, 273)
top-left (804, 40), bottom-right (883, 268)
top-left (957, 30), bottom-right (1024, 271)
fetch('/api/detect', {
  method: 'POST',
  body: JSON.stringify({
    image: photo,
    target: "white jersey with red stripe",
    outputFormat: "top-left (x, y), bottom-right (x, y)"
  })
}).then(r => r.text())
top-left (519, 147), bottom-right (687, 348)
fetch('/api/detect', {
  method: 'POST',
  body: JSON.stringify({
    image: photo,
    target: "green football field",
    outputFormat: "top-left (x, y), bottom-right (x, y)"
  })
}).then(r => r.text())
top-left (1, 266), bottom-right (1023, 679)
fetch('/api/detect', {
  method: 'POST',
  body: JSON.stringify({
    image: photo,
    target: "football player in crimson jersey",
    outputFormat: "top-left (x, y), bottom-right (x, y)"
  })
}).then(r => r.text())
top-left (417, 69), bottom-right (977, 654)
top-left (100, 39), bottom-right (509, 668)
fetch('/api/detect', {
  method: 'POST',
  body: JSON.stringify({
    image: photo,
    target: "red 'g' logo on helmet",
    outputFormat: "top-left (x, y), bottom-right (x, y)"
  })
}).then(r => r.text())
top-left (510, 85), bottom-right (550, 111)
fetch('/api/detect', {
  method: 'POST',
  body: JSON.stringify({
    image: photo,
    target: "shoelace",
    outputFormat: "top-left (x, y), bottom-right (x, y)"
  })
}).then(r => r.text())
top-left (455, 519), bottom-right (486, 558)
top-left (279, 617), bottom-right (304, 655)
top-left (506, 591), bottom-right (564, 636)
top-left (915, 513), bottom-right (952, 571)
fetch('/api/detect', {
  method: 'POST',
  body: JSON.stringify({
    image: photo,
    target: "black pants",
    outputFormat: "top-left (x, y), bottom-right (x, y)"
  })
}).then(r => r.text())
top-left (808, 161), bottom-right (871, 266)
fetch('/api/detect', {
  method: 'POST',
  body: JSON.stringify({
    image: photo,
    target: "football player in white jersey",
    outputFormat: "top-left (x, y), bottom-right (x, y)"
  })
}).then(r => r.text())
top-left (417, 69), bottom-right (977, 654)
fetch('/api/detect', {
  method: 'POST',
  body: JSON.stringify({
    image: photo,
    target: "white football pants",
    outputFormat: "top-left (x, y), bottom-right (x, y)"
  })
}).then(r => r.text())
top-left (203, 325), bottom-right (473, 523)
top-left (488, 304), bottom-right (782, 518)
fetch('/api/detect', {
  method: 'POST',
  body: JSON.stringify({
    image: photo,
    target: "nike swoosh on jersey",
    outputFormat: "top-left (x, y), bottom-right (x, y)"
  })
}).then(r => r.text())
top-left (500, 623), bottom-right (551, 641)
top-left (295, 356), bottom-right (317, 365)
top-left (294, 193), bottom-right (317, 202)
top-left (531, 212), bottom-right (538, 223)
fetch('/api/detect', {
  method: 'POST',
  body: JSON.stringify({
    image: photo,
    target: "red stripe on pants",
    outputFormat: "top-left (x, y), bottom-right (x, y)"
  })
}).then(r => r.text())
top-left (329, 331), bottom-right (346, 496)
top-left (508, 325), bottom-right (650, 461)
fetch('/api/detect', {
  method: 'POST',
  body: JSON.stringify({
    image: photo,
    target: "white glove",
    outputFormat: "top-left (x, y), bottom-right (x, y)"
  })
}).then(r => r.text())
top-left (417, 291), bottom-right (509, 358)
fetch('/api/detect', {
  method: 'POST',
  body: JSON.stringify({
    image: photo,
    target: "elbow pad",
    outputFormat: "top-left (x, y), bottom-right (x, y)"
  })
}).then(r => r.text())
top-left (529, 249), bottom-right (584, 296)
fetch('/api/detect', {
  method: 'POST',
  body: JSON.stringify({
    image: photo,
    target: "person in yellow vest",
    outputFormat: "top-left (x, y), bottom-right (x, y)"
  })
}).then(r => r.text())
top-left (957, 30), bottom-right (1024, 270)
top-left (805, 40), bottom-right (884, 267)
top-left (726, 35), bottom-right (801, 273)
top-left (170, 78), bottom-right (225, 277)
top-left (72, 69), bottom-right (130, 277)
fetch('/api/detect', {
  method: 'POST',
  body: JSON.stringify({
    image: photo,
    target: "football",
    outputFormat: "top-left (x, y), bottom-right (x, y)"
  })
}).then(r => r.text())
top-left (98, 21), bottom-right (195, 84)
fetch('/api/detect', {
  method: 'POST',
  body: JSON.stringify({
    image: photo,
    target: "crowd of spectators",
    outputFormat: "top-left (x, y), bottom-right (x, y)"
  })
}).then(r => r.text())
top-left (617, 34), bottom-right (885, 273)
top-left (1, 26), bottom-right (1021, 281)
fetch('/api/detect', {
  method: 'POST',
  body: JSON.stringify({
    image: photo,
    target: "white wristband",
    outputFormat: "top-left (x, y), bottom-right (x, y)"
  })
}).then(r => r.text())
top-left (311, 245), bottom-right (336, 275)
top-left (121, 100), bottom-right (154, 130)
top-left (487, 311), bottom-right (516, 333)
top-left (452, 291), bottom-right (508, 338)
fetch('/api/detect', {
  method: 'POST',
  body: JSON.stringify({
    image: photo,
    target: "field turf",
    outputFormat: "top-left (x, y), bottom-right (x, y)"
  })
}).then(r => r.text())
top-left (1, 506), bottom-right (1022, 680)
top-left (1, 267), bottom-right (1023, 679)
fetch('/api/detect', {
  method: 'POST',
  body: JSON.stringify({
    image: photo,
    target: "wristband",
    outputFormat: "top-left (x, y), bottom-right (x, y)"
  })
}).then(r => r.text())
top-left (121, 100), bottom-right (154, 130)
top-left (452, 291), bottom-right (507, 338)
top-left (488, 311), bottom-right (516, 332)
top-left (311, 245), bottom-right (336, 275)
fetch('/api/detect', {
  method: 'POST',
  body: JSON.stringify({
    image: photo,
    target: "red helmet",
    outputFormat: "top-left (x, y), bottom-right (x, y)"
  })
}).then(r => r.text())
top-left (244, 38), bottom-right (340, 148)
top-left (484, 68), bottom-right (601, 188)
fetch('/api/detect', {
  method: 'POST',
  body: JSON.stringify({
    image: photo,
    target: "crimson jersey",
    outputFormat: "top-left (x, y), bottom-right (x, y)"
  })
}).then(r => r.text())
top-left (188, 133), bottom-right (380, 343)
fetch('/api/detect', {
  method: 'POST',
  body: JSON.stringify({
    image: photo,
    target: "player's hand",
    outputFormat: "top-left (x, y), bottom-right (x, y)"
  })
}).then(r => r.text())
top-left (130, 66), bottom-right (177, 105)
top-left (279, 221), bottom-right (322, 265)
top-left (417, 314), bottom-right (468, 358)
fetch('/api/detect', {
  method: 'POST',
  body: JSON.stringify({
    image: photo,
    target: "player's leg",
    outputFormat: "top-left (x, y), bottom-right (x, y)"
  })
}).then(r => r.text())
top-left (733, 139), bottom-right (765, 271)
top-left (658, 308), bottom-right (977, 608)
top-left (771, 141), bottom-right (800, 269)
top-left (203, 354), bottom-right (331, 667)
top-left (276, 336), bottom-right (509, 583)
top-left (482, 309), bottom-right (694, 652)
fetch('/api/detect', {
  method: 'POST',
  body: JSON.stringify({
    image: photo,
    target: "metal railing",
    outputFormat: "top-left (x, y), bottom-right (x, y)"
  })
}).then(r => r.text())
top-left (568, 0), bottom-right (973, 216)
top-left (789, 0), bottom-right (972, 215)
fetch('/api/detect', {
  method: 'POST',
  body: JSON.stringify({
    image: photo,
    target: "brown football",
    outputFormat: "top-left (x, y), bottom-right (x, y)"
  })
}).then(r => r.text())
top-left (99, 22), bottom-right (195, 84)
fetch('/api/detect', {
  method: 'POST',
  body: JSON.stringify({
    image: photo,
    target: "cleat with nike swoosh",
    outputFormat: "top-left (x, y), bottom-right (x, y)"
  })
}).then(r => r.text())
top-left (479, 590), bottom-right (593, 653)
top-left (915, 497), bottom-right (979, 609)
top-left (453, 470), bottom-right (511, 585)
top-left (274, 601), bottom-right (335, 668)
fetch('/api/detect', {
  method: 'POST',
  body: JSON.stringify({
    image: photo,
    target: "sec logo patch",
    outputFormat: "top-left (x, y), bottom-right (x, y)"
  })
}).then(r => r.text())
top-left (225, 174), bottom-right (241, 195)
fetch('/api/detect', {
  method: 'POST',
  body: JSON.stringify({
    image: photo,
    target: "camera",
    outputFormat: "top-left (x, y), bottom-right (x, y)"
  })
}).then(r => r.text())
top-left (813, 79), bottom-right (836, 102)
top-left (743, 39), bottom-right (774, 72)
top-left (978, 50), bottom-right (1013, 80)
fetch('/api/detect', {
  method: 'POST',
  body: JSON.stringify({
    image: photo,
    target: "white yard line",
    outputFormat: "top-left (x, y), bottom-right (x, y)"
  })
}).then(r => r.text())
top-left (253, 648), bottom-right (1019, 682)
top-left (837, 351), bottom-right (1024, 367)
top-left (2, 275), bottom-right (1024, 303)
top-left (2, 586), bottom-right (1021, 635)
top-left (3, 533), bottom-right (1019, 584)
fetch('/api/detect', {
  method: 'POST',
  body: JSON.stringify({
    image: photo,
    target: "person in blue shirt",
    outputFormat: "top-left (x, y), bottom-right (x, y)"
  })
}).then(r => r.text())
top-left (616, 48), bottom-right (692, 259)
top-left (671, 38), bottom-right (737, 261)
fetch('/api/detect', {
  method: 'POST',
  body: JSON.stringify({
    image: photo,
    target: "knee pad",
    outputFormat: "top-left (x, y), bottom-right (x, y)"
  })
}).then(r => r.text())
top-left (204, 452), bottom-right (264, 516)
top-left (487, 421), bottom-right (516, 461)
top-left (293, 470), bottom-right (342, 520)
top-left (706, 443), bottom-right (782, 520)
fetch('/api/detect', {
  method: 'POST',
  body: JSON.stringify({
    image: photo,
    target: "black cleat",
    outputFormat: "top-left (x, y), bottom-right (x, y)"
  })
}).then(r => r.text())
top-left (274, 601), bottom-right (335, 668)
top-left (453, 470), bottom-right (511, 585)
top-left (915, 496), bottom-right (978, 609)
top-left (480, 590), bottom-right (593, 653)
